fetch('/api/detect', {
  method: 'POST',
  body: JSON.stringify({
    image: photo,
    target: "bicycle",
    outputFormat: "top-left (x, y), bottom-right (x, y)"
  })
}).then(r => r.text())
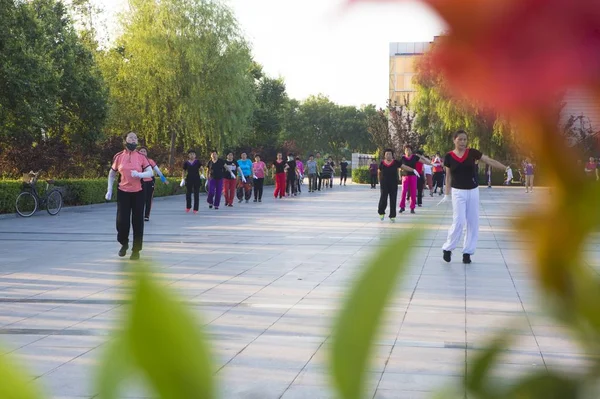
top-left (15, 170), bottom-right (63, 217)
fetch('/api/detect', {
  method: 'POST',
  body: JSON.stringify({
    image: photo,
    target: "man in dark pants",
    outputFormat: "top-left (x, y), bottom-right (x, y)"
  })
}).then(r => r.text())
top-left (315, 152), bottom-right (324, 191)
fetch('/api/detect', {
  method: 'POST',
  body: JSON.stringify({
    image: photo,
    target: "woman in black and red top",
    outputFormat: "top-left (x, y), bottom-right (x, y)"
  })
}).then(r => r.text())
top-left (440, 130), bottom-right (507, 264)
top-left (399, 145), bottom-right (430, 214)
top-left (378, 148), bottom-right (419, 222)
top-left (272, 153), bottom-right (287, 199)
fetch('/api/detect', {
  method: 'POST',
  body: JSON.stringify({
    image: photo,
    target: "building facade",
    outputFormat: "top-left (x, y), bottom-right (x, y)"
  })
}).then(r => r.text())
top-left (388, 42), bottom-right (431, 106)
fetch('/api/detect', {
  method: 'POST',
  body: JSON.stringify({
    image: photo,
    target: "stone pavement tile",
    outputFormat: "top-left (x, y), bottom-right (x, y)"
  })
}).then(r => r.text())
top-left (374, 390), bottom-right (433, 399)
top-left (216, 364), bottom-right (298, 399)
top-left (36, 362), bottom-right (94, 398)
top-left (0, 334), bottom-right (45, 354)
top-left (384, 347), bottom-right (464, 376)
top-left (10, 345), bottom-right (92, 377)
top-left (467, 348), bottom-right (543, 367)
top-left (305, 343), bottom-right (391, 374)
top-left (377, 372), bottom-right (464, 392)
top-left (26, 335), bottom-right (105, 349)
top-left (544, 352), bottom-right (597, 374)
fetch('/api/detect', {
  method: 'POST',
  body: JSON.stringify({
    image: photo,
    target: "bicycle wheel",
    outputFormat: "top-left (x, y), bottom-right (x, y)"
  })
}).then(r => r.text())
top-left (15, 191), bottom-right (38, 217)
top-left (46, 190), bottom-right (63, 215)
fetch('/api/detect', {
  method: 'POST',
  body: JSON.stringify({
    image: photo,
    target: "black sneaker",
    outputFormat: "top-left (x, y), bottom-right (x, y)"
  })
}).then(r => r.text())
top-left (253, 199), bottom-right (258, 202)
top-left (144, 217), bottom-right (149, 222)
top-left (399, 208), bottom-right (405, 213)
top-left (258, 199), bottom-right (262, 202)
top-left (209, 205), bottom-right (213, 209)
top-left (417, 204), bottom-right (422, 207)
top-left (443, 250), bottom-right (451, 263)
top-left (130, 251), bottom-right (140, 261)
top-left (463, 254), bottom-right (472, 264)
top-left (118, 245), bottom-right (128, 257)
top-left (410, 209), bottom-right (415, 214)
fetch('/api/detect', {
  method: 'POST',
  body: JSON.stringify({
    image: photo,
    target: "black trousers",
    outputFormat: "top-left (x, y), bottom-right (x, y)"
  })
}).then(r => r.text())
top-left (433, 172), bottom-right (444, 193)
top-left (142, 179), bottom-right (155, 219)
top-left (370, 174), bottom-right (378, 188)
top-left (116, 189), bottom-right (145, 252)
top-left (237, 176), bottom-right (253, 201)
top-left (378, 183), bottom-right (398, 218)
top-left (186, 178), bottom-right (200, 211)
top-left (286, 176), bottom-right (297, 195)
top-left (317, 173), bottom-right (322, 190)
top-left (417, 174), bottom-right (424, 205)
top-left (340, 172), bottom-right (348, 184)
top-left (253, 178), bottom-right (264, 200)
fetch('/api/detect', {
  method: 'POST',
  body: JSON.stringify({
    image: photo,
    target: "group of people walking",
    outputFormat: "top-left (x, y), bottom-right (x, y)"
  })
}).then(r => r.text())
top-left (375, 130), bottom-right (507, 265)
top-left (105, 134), bottom-right (351, 260)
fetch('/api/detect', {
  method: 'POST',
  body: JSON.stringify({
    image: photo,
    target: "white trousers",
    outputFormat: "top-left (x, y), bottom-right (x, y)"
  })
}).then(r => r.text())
top-left (442, 187), bottom-right (479, 255)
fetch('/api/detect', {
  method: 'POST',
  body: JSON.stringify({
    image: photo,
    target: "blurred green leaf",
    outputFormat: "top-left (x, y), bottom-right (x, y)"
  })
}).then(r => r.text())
top-left (507, 371), bottom-right (581, 398)
top-left (330, 230), bottom-right (421, 399)
top-left (126, 263), bottom-right (215, 399)
top-left (0, 346), bottom-right (43, 399)
top-left (465, 336), bottom-right (510, 399)
top-left (96, 334), bottom-right (134, 399)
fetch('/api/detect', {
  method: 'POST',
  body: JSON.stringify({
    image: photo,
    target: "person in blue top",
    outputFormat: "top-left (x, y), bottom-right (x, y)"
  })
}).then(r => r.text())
top-left (237, 152), bottom-right (254, 203)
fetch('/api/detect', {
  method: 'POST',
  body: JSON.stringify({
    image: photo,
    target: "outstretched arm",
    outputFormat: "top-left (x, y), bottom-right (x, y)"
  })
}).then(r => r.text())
top-left (153, 165), bottom-right (168, 183)
top-left (417, 154), bottom-right (432, 165)
top-left (480, 155), bottom-right (507, 171)
top-left (107, 169), bottom-right (116, 192)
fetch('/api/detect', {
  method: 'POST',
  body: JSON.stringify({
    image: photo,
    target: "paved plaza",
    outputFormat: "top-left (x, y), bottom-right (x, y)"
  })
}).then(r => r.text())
top-left (0, 183), bottom-right (598, 399)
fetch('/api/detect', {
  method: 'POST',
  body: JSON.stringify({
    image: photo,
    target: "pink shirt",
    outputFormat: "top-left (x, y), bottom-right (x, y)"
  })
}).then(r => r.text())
top-left (296, 161), bottom-right (304, 175)
top-left (143, 158), bottom-right (157, 182)
top-left (253, 161), bottom-right (267, 178)
top-left (111, 150), bottom-right (150, 192)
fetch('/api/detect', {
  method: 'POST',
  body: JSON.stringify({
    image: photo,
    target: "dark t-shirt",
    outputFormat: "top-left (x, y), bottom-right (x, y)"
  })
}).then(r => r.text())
top-left (444, 148), bottom-right (483, 190)
top-left (369, 163), bottom-right (378, 175)
top-left (207, 158), bottom-right (226, 180)
top-left (183, 159), bottom-right (203, 180)
top-left (286, 160), bottom-right (297, 179)
top-left (379, 160), bottom-right (403, 186)
top-left (273, 160), bottom-right (286, 174)
top-left (224, 160), bottom-right (239, 180)
top-left (340, 161), bottom-right (349, 173)
top-left (400, 155), bottom-right (418, 177)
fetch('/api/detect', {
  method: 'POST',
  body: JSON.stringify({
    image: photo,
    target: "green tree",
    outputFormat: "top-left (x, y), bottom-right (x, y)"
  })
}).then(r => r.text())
top-left (245, 64), bottom-right (288, 152)
top-left (99, 0), bottom-right (255, 168)
top-left (283, 95), bottom-right (375, 157)
top-left (0, 0), bottom-right (108, 171)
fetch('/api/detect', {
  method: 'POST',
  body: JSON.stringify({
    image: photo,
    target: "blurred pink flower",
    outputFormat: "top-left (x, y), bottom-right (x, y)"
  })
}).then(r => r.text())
top-left (350, 0), bottom-right (600, 111)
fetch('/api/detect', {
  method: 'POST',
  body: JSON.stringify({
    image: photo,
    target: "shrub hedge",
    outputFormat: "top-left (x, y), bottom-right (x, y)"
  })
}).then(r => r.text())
top-left (0, 175), bottom-right (274, 214)
top-left (352, 167), bottom-right (372, 184)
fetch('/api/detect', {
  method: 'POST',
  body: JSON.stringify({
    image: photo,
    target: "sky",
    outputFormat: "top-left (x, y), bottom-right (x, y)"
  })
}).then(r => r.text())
top-left (96, 0), bottom-right (444, 108)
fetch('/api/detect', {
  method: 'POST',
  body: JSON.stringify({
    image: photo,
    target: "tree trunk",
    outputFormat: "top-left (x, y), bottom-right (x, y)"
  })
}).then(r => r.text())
top-left (169, 128), bottom-right (177, 171)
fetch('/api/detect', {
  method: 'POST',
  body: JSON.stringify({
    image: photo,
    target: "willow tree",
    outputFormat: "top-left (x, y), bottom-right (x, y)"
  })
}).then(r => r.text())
top-left (100, 0), bottom-right (255, 167)
top-left (412, 42), bottom-right (517, 159)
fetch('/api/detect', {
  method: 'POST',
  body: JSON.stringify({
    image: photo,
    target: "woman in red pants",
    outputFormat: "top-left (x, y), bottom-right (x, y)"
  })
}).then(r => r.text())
top-left (399, 144), bottom-right (429, 214)
top-left (272, 152), bottom-right (287, 199)
top-left (223, 152), bottom-right (239, 207)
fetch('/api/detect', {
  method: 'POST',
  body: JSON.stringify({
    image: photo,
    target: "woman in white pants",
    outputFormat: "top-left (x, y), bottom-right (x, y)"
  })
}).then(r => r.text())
top-left (440, 130), bottom-right (507, 264)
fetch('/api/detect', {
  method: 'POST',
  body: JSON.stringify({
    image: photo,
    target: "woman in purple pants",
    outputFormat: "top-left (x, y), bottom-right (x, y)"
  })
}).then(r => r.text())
top-left (206, 151), bottom-right (226, 210)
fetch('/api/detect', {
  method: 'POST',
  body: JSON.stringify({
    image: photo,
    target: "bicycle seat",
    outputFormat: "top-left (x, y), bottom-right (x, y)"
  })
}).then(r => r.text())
top-left (46, 179), bottom-right (55, 185)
